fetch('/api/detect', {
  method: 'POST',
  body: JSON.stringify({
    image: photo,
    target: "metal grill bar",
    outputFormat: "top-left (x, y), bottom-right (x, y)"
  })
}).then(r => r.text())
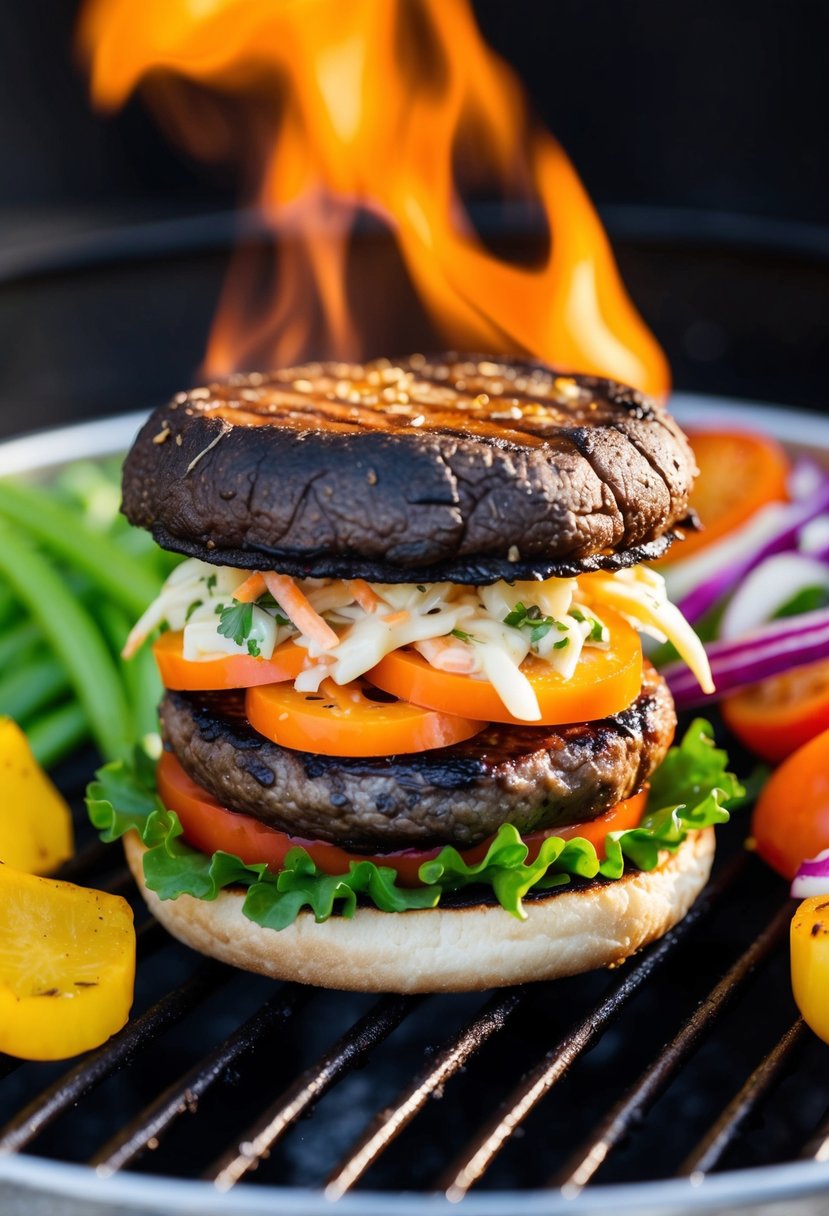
top-left (549, 902), bottom-right (793, 1193)
top-left (325, 987), bottom-right (527, 1198)
top-left (437, 854), bottom-right (747, 1200)
top-left (678, 1018), bottom-right (806, 1177)
top-left (0, 962), bottom-right (228, 1155)
top-left (91, 984), bottom-right (310, 1174)
top-left (206, 994), bottom-right (417, 1190)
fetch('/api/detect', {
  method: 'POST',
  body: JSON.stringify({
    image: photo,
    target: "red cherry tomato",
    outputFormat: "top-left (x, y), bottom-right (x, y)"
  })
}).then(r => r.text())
top-left (751, 728), bottom-right (829, 878)
top-left (722, 658), bottom-right (829, 763)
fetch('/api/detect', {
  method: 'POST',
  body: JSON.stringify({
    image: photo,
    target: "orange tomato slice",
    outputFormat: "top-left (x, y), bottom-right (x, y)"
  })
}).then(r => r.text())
top-left (666, 429), bottom-right (789, 562)
top-left (152, 630), bottom-right (306, 690)
top-left (365, 607), bottom-right (642, 725)
top-left (751, 728), bottom-right (829, 878)
top-left (722, 658), bottom-right (829, 764)
top-left (245, 676), bottom-right (484, 757)
top-left (157, 751), bottom-right (648, 887)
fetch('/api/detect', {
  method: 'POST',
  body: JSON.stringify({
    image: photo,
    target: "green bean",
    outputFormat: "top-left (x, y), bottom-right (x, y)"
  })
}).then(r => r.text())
top-left (0, 525), bottom-right (132, 761)
top-left (124, 643), bottom-right (163, 742)
top-left (27, 702), bottom-right (89, 769)
top-left (0, 655), bottom-right (69, 723)
top-left (0, 479), bottom-right (160, 617)
top-left (0, 620), bottom-right (41, 672)
top-left (0, 584), bottom-right (15, 628)
top-left (97, 602), bottom-right (162, 743)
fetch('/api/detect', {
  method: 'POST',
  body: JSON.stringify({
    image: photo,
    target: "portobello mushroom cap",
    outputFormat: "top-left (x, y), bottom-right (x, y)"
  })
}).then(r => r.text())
top-left (122, 354), bottom-right (697, 583)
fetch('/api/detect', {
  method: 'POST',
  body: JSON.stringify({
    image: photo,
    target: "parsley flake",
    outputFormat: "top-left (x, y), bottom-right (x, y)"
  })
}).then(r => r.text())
top-left (217, 601), bottom-right (254, 647)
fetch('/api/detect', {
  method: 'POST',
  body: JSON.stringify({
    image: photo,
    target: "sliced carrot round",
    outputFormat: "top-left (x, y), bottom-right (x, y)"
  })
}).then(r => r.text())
top-left (152, 631), bottom-right (306, 690)
top-left (158, 751), bottom-right (648, 887)
top-left (245, 677), bottom-right (484, 757)
top-left (366, 607), bottom-right (642, 725)
top-left (666, 429), bottom-right (789, 561)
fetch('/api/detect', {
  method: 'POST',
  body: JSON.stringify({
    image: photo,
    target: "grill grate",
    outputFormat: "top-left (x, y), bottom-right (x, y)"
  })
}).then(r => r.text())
top-left (1, 748), bottom-right (828, 1212)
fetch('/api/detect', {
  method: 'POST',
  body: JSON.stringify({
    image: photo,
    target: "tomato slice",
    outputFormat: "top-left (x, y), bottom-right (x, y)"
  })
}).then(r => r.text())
top-left (665, 430), bottom-right (789, 562)
top-left (245, 676), bottom-right (484, 757)
top-left (751, 728), bottom-right (829, 879)
top-left (157, 751), bottom-right (648, 887)
top-left (365, 607), bottom-right (642, 725)
top-left (152, 630), bottom-right (306, 690)
top-left (722, 658), bottom-right (829, 763)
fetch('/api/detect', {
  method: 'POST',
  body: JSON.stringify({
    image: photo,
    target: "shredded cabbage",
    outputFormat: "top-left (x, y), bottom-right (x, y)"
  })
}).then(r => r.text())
top-left (123, 561), bottom-right (710, 719)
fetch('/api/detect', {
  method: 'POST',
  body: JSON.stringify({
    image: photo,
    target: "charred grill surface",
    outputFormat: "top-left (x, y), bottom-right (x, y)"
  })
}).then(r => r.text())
top-left (122, 354), bottom-right (696, 583)
top-left (159, 664), bottom-right (675, 850)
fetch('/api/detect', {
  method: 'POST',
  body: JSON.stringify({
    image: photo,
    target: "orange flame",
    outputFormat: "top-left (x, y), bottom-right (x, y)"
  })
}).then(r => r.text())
top-left (78, 0), bottom-right (669, 396)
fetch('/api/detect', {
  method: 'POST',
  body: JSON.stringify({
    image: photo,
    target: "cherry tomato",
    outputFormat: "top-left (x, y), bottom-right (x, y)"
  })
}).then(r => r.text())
top-left (751, 728), bottom-right (829, 878)
top-left (245, 676), bottom-right (483, 757)
top-left (157, 752), bottom-right (648, 887)
top-left (152, 630), bottom-right (306, 690)
top-left (665, 430), bottom-right (789, 562)
top-left (722, 658), bottom-right (829, 763)
top-left (365, 608), bottom-right (642, 726)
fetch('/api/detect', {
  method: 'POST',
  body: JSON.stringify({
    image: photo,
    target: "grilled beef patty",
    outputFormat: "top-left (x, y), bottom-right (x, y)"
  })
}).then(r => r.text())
top-left (123, 354), bottom-right (696, 584)
top-left (159, 664), bottom-right (675, 850)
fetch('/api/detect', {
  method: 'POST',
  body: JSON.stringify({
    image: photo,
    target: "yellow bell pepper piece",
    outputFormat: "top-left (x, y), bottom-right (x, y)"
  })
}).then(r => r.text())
top-left (791, 897), bottom-right (829, 1044)
top-left (0, 866), bottom-right (135, 1060)
top-left (0, 717), bottom-right (73, 873)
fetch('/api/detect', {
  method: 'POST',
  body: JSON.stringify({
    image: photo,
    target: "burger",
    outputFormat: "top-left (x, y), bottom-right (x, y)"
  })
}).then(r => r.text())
top-left (87, 353), bottom-right (739, 992)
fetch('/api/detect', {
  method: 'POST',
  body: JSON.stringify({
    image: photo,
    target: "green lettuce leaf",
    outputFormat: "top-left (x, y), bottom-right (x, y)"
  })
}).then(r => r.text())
top-left (85, 719), bottom-right (741, 929)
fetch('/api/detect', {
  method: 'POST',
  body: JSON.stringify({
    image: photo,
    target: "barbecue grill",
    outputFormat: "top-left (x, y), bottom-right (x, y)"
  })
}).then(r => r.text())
top-left (1, 398), bottom-right (828, 1216)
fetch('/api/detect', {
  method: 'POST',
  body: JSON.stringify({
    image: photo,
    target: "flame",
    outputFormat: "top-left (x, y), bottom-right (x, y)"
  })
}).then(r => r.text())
top-left (78, 0), bottom-right (669, 396)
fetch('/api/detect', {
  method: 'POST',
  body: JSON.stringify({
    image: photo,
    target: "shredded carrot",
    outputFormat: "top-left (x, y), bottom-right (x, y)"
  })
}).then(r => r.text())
top-left (233, 572), bottom-right (267, 603)
top-left (263, 573), bottom-right (340, 650)
top-left (346, 579), bottom-right (384, 613)
top-left (416, 636), bottom-right (478, 675)
top-left (382, 610), bottom-right (410, 627)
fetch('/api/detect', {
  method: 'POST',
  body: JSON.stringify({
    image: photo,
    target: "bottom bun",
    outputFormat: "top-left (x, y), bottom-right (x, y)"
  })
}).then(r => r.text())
top-left (124, 829), bottom-right (715, 993)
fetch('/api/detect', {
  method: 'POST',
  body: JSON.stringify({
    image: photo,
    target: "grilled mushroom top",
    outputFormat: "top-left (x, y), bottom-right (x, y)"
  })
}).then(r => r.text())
top-left (122, 354), bottom-right (696, 583)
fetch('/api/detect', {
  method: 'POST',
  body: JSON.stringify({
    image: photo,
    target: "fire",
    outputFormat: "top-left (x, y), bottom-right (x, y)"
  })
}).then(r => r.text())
top-left (77, 0), bottom-right (669, 396)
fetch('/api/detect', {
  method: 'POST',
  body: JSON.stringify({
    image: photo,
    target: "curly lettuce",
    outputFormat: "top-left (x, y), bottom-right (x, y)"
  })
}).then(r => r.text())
top-left (86, 719), bottom-right (741, 928)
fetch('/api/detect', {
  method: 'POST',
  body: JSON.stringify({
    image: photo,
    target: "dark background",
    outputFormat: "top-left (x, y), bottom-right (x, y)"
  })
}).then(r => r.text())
top-left (0, 0), bottom-right (827, 437)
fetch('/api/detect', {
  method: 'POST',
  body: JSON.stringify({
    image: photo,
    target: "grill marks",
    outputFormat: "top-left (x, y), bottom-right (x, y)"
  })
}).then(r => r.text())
top-left (122, 354), bottom-right (695, 583)
top-left (158, 664), bottom-right (676, 850)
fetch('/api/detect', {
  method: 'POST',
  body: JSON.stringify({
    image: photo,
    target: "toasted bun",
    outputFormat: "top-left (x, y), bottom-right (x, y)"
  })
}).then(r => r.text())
top-left (121, 354), bottom-right (695, 584)
top-left (124, 828), bottom-right (714, 993)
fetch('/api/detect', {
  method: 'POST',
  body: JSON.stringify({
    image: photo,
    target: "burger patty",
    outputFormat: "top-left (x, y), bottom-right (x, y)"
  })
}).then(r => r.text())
top-left (123, 354), bottom-right (696, 584)
top-left (159, 664), bottom-right (675, 851)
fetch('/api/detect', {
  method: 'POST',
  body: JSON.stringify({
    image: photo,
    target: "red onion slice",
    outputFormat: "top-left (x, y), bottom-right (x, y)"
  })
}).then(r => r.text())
top-left (662, 607), bottom-right (829, 708)
top-left (677, 477), bottom-right (829, 625)
top-left (792, 849), bottom-right (829, 899)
